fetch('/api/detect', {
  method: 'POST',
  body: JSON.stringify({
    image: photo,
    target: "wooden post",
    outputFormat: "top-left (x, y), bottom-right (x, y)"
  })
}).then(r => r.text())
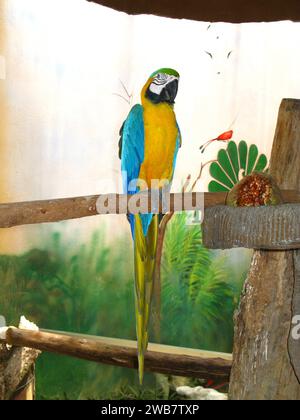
top-left (229, 99), bottom-right (300, 400)
top-left (0, 343), bottom-right (40, 400)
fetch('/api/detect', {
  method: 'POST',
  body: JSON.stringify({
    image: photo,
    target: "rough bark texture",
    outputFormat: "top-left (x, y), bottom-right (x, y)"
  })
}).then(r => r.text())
top-left (229, 99), bottom-right (300, 400)
top-left (4, 328), bottom-right (232, 381)
top-left (88, 0), bottom-right (300, 23)
top-left (291, 253), bottom-right (300, 382)
top-left (0, 343), bottom-right (40, 400)
top-left (203, 204), bottom-right (300, 250)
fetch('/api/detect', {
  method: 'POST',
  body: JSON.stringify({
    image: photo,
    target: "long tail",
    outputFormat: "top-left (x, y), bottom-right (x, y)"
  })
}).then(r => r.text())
top-left (134, 214), bottom-right (158, 385)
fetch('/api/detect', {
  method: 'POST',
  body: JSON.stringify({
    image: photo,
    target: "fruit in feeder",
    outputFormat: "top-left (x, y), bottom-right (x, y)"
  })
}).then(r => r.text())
top-left (226, 172), bottom-right (283, 207)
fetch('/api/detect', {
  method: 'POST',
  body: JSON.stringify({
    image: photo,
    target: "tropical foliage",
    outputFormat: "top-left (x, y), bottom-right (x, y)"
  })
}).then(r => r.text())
top-left (0, 215), bottom-right (250, 399)
top-left (161, 212), bottom-right (245, 352)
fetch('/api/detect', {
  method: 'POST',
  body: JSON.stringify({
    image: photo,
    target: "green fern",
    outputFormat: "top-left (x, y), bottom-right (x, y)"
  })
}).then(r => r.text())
top-left (0, 223), bottom-right (246, 398)
top-left (161, 213), bottom-right (237, 352)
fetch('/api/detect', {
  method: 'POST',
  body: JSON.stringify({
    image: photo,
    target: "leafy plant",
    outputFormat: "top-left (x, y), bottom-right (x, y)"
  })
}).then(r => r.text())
top-left (161, 212), bottom-right (240, 352)
top-left (209, 140), bottom-right (268, 192)
top-left (0, 222), bottom-right (248, 399)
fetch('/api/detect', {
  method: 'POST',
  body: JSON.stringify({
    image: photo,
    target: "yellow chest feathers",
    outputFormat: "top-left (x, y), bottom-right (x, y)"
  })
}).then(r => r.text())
top-left (138, 101), bottom-right (178, 188)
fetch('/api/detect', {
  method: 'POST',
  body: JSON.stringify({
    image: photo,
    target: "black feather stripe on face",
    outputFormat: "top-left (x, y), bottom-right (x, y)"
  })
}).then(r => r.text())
top-left (145, 87), bottom-right (161, 104)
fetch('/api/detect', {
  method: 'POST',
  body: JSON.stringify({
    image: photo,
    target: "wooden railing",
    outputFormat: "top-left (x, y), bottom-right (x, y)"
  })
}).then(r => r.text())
top-left (0, 328), bottom-right (232, 381)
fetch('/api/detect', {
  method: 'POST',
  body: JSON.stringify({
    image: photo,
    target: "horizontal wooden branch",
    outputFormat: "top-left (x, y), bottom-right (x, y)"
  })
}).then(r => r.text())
top-left (1, 328), bottom-right (232, 381)
top-left (0, 190), bottom-right (299, 229)
top-left (203, 204), bottom-right (300, 250)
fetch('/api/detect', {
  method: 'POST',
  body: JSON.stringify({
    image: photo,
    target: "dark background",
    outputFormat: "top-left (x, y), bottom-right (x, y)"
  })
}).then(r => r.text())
top-left (88, 0), bottom-right (300, 22)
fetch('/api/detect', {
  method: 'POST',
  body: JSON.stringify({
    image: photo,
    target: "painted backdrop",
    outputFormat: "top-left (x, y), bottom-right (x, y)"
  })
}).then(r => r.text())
top-left (0, 0), bottom-right (300, 399)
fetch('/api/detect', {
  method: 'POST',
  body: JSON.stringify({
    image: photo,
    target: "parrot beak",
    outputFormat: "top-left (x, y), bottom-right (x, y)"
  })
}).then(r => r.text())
top-left (160, 79), bottom-right (179, 104)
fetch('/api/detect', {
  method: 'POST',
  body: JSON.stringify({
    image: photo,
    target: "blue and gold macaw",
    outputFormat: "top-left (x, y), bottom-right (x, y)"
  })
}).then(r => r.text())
top-left (119, 68), bottom-right (181, 384)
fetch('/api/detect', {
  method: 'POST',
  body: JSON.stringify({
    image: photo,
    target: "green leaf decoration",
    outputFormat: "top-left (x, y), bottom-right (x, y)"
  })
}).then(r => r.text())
top-left (238, 141), bottom-right (248, 171)
top-left (254, 154), bottom-right (268, 173)
top-left (208, 180), bottom-right (229, 192)
top-left (209, 162), bottom-right (234, 189)
top-left (246, 144), bottom-right (259, 175)
top-left (208, 140), bottom-right (268, 192)
top-left (217, 149), bottom-right (238, 184)
top-left (227, 141), bottom-right (239, 180)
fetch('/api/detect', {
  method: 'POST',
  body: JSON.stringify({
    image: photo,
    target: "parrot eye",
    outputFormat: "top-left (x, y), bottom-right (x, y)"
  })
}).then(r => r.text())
top-left (155, 73), bottom-right (167, 85)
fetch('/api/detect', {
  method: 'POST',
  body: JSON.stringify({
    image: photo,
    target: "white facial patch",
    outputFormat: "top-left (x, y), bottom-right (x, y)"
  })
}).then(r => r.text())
top-left (149, 82), bottom-right (165, 95)
top-left (149, 74), bottom-right (178, 95)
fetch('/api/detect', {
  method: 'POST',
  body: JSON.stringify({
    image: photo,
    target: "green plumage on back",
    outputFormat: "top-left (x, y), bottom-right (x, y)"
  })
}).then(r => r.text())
top-left (134, 215), bottom-right (158, 384)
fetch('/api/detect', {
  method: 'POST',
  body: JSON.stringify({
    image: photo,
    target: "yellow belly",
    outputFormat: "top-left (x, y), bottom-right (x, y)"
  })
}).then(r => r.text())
top-left (138, 102), bottom-right (178, 190)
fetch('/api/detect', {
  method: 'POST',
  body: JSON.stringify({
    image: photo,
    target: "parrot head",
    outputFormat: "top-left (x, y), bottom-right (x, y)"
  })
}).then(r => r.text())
top-left (143, 68), bottom-right (180, 105)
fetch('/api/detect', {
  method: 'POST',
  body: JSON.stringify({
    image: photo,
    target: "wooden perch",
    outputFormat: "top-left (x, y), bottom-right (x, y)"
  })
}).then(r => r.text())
top-left (0, 192), bottom-right (204, 228)
top-left (0, 190), bottom-right (299, 229)
top-left (1, 328), bottom-right (232, 381)
top-left (203, 204), bottom-right (300, 250)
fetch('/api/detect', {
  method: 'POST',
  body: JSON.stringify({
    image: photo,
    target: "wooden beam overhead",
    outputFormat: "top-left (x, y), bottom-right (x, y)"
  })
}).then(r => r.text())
top-left (87, 0), bottom-right (300, 23)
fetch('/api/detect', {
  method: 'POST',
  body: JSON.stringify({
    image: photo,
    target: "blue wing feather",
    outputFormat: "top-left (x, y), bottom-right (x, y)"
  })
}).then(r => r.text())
top-left (170, 121), bottom-right (181, 180)
top-left (120, 105), bottom-right (152, 236)
top-left (121, 104), bottom-right (145, 195)
top-left (172, 134), bottom-right (180, 179)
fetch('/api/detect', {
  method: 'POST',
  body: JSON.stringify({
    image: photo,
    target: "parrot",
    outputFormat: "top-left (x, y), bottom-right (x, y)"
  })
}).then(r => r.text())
top-left (118, 68), bottom-right (181, 384)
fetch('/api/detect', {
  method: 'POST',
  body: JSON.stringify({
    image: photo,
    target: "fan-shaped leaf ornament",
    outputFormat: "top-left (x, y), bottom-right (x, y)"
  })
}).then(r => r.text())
top-left (208, 141), bottom-right (268, 192)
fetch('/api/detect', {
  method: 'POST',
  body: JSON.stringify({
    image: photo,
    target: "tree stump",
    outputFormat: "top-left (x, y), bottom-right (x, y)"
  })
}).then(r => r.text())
top-left (0, 342), bottom-right (40, 400)
top-left (0, 317), bottom-right (40, 401)
top-left (229, 99), bottom-right (300, 400)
